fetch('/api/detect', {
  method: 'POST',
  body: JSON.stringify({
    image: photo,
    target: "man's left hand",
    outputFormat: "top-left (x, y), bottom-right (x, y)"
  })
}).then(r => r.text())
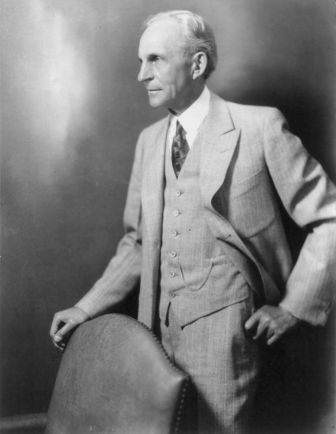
top-left (245, 305), bottom-right (300, 345)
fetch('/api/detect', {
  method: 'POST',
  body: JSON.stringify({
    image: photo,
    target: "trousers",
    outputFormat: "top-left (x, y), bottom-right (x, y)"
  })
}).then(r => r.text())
top-left (159, 293), bottom-right (260, 434)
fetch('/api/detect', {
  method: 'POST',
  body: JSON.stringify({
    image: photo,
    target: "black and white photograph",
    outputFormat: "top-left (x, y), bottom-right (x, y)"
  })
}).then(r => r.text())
top-left (1, 1), bottom-right (336, 433)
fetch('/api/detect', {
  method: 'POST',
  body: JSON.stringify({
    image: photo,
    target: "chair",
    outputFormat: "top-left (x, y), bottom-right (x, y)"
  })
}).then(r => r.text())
top-left (45, 314), bottom-right (189, 434)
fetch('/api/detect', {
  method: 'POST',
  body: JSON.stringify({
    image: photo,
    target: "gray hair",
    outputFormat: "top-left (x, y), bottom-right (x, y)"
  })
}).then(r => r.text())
top-left (143, 10), bottom-right (217, 80)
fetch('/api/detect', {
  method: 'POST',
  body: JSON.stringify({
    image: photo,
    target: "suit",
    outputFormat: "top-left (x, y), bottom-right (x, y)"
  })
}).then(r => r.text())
top-left (76, 92), bottom-right (336, 432)
top-left (77, 92), bottom-right (336, 327)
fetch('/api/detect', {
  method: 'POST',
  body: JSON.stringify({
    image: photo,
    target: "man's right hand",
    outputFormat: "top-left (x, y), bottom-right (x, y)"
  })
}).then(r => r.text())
top-left (50, 306), bottom-right (90, 351)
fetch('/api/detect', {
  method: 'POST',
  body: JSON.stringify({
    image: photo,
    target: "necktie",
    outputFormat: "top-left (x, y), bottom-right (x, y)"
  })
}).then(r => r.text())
top-left (171, 121), bottom-right (189, 177)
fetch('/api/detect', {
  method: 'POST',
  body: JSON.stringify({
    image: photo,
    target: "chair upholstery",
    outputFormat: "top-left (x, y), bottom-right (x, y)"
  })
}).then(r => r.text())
top-left (45, 314), bottom-right (189, 434)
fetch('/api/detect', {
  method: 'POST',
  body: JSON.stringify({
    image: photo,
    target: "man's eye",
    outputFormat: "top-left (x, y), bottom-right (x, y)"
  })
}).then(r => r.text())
top-left (151, 56), bottom-right (160, 63)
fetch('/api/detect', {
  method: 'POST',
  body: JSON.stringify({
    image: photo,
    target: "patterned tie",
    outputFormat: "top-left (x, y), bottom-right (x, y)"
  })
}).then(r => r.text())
top-left (171, 121), bottom-right (189, 177)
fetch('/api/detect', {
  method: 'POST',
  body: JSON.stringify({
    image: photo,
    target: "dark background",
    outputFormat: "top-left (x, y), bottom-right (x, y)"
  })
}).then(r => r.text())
top-left (1, 0), bottom-right (335, 432)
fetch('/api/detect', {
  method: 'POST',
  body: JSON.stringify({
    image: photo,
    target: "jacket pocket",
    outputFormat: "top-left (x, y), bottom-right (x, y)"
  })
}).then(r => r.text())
top-left (171, 257), bottom-right (251, 327)
top-left (179, 260), bottom-right (214, 291)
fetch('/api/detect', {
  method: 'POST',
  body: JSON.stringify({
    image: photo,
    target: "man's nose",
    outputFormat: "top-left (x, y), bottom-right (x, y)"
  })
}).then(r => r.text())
top-left (137, 62), bottom-right (153, 82)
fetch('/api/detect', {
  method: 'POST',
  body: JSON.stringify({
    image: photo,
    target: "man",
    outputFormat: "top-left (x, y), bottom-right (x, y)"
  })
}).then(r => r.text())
top-left (50, 10), bottom-right (336, 434)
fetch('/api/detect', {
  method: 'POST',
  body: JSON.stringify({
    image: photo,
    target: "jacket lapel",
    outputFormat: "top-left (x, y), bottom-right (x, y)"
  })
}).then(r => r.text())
top-left (199, 94), bottom-right (241, 211)
top-left (197, 95), bottom-right (280, 303)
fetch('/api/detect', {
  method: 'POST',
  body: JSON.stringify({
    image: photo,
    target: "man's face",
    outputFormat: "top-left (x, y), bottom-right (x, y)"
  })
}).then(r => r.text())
top-left (137, 19), bottom-right (196, 113)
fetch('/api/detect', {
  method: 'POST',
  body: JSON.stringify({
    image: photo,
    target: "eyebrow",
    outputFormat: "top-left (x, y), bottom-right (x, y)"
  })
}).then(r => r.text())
top-left (138, 52), bottom-right (166, 63)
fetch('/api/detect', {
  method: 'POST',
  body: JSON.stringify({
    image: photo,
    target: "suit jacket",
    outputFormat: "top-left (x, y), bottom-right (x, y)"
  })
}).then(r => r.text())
top-left (76, 92), bottom-right (336, 329)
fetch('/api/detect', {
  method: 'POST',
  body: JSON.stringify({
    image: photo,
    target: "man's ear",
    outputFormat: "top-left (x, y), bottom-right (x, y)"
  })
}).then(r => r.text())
top-left (191, 51), bottom-right (207, 79)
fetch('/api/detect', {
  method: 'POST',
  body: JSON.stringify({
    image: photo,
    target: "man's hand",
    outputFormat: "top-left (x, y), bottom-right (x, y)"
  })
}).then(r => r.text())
top-left (50, 306), bottom-right (90, 351)
top-left (245, 305), bottom-right (300, 346)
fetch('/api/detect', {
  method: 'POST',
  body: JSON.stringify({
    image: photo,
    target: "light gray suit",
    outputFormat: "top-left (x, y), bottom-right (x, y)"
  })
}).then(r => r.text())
top-left (77, 92), bottom-right (336, 324)
top-left (76, 92), bottom-right (336, 431)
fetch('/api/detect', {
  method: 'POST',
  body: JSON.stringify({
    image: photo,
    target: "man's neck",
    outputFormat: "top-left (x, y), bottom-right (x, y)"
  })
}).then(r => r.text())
top-left (168, 82), bottom-right (206, 116)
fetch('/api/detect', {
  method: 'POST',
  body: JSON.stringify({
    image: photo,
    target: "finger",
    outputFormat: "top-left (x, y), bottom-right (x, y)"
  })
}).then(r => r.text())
top-left (245, 311), bottom-right (261, 331)
top-left (267, 320), bottom-right (280, 339)
top-left (50, 316), bottom-right (62, 338)
top-left (267, 332), bottom-right (280, 346)
top-left (267, 322), bottom-right (287, 345)
top-left (52, 339), bottom-right (65, 351)
top-left (54, 319), bottom-right (77, 341)
top-left (253, 319), bottom-right (270, 340)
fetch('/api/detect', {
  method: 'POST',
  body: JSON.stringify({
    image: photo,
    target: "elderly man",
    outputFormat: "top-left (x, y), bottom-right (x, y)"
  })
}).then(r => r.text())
top-left (50, 10), bottom-right (336, 434)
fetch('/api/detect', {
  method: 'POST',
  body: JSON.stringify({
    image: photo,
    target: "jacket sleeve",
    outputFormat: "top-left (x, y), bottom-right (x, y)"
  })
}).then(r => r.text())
top-left (75, 131), bottom-right (145, 318)
top-left (263, 108), bottom-right (336, 325)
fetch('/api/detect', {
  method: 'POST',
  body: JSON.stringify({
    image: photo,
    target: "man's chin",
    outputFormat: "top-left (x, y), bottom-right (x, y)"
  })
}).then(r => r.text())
top-left (148, 98), bottom-right (164, 108)
top-left (147, 92), bottom-right (167, 109)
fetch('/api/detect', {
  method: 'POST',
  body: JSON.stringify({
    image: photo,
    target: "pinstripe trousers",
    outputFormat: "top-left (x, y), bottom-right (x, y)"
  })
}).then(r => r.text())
top-left (160, 293), bottom-right (260, 434)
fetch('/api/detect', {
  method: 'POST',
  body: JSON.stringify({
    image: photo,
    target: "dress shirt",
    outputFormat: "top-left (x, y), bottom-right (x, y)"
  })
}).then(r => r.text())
top-left (167, 86), bottom-right (210, 149)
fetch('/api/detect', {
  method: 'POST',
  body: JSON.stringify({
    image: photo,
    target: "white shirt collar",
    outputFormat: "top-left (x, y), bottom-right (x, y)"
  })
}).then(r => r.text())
top-left (168, 86), bottom-right (211, 148)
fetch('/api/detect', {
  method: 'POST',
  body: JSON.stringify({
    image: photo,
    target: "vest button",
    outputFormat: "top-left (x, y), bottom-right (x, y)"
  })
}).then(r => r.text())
top-left (171, 230), bottom-right (179, 237)
top-left (175, 190), bottom-right (183, 197)
top-left (169, 271), bottom-right (177, 278)
top-left (169, 250), bottom-right (177, 258)
top-left (173, 209), bottom-right (181, 217)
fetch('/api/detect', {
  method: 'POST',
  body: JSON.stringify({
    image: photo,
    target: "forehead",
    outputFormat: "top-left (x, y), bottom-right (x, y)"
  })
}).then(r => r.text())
top-left (138, 18), bottom-right (187, 56)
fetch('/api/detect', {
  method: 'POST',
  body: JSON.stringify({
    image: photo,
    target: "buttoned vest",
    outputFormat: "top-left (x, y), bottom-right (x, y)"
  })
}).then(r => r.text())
top-left (159, 133), bottom-right (250, 327)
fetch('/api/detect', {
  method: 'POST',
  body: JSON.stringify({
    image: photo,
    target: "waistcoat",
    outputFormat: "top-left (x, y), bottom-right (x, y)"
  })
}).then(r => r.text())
top-left (159, 134), bottom-right (250, 327)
